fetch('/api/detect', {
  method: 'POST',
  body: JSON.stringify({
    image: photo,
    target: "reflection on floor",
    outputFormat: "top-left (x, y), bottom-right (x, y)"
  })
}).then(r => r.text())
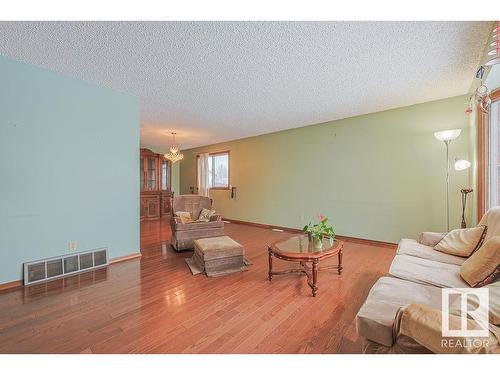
top-left (0, 218), bottom-right (395, 353)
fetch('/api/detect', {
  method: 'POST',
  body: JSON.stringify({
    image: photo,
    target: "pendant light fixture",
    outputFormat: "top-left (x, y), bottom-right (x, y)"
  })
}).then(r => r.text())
top-left (485, 21), bottom-right (500, 67)
top-left (164, 132), bottom-right (184, 163)
top-left (474, 66), bottom-right (491, 113)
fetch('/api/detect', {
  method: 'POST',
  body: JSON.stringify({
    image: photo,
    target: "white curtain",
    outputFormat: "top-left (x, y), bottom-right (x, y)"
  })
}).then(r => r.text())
top-left (197, 153), bottom-right (210, 197)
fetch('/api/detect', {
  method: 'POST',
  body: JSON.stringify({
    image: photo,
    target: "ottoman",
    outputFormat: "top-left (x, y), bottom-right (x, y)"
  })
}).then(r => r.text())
top-left (186, 236), bottom-right (247, 277)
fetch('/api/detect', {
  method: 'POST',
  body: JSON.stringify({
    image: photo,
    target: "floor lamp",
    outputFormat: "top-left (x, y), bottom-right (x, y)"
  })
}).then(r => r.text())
top-left (434, 129), bottom-right (462, 231)
top-left (455, 158), bottom-right (472, 228)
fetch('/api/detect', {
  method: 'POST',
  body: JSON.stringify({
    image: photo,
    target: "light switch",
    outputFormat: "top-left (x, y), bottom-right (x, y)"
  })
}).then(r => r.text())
top-left (69, 241), bottom-right (77, 251)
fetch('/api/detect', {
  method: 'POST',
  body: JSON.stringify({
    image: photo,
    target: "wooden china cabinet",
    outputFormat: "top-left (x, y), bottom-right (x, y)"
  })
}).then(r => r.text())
top-left (140, 148), bottom-right (172, 221)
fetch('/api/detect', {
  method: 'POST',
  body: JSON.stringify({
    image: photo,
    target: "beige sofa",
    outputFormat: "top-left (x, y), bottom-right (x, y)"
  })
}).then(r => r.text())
top-left (170, 195), bottom-right (224, 251)
top-left (356, 207), bottom-right (500, 354)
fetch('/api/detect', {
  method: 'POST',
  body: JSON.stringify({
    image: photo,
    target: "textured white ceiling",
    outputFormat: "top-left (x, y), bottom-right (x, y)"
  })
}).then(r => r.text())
top-left (0, 21), bottom-right (492, 151)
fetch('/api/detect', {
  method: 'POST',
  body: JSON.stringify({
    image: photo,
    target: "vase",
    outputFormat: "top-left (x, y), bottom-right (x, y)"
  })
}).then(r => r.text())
top-left (312, 237), bottom-right (323, 249)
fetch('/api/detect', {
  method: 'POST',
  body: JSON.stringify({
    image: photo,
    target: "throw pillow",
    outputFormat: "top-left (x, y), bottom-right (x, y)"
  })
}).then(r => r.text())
top-left (418, 232), bottom-right (447, 247)
top-left (198, 208), bottom-right (216, 222)
top-left (175, 211), bottom-right (193, 224)
top-left (449, 281), bottom-right (500, 324)
top-left (434, 226), bottom-right (487, 257)
top-left (175, 211), bottom-right (191, 218)
top-left (460, 236), bottom-right (500, 287)
top-left (179, 216), bottom-right (194, 224)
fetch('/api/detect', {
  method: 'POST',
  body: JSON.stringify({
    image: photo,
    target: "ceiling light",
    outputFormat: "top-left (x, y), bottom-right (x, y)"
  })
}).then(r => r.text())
top-left (486, 22), bottom-right (500, 66)
top-left (474, 80), bottom-right (491, 112)
top-left (434, 129), bottom-right (462, 142)
top-left (454, 158), bottom-right (471, 171)
top-left (164, 132), bottom-right (184, 163)
top-left (488, 48), bottom-right (500, 56)
top-left (485, 57), bottom-right (500, 66)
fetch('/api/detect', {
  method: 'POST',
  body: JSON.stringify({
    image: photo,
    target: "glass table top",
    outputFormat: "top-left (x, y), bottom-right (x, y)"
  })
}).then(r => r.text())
top-left (272, 235), bottom-right (338, 254)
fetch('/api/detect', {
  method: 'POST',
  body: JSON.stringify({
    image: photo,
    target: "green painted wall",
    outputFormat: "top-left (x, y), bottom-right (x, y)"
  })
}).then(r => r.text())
top-left (179, 95), bottom-right (473, 243)
top-left (0, 55), bottom-right (140, 284)
top-left (171, 162), bottom-right (180, 196)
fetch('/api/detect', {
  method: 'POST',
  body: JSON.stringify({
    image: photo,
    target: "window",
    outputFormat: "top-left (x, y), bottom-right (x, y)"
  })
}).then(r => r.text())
top-left (208, 152), bottom-right (229, 189)
top-left (478, 88), bottom-right (500, 218)
top-left (488, 98), bottom-right (500, 208)
top-left (197, 151), bottom-right (230, 190)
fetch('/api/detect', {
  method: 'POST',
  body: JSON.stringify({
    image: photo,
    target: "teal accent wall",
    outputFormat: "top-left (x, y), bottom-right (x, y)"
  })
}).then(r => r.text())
top-left (179, 95), bottom-right (473, 243)
top-left (0, 55), bottom-right (140, 284)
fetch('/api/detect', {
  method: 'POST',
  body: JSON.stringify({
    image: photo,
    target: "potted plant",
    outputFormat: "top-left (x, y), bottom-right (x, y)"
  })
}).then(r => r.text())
top-left (303, 215), bottom-right (336, 249)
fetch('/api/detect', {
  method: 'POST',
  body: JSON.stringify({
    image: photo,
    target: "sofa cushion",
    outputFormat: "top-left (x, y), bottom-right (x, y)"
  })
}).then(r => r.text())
top-left (398, 303), bottom-right (500, 354)
top-left (171, 226), bottom-right (225, 251)
top-left (356, 277), bottom-right (443, 347)
top-left (418, 232), bottom-right (446, 247)
top-left (389, 254), bottom-right (469, 288)
top-left (486, 281), bottom-right (500, 325)
top-left (460, 236), bottom-right (500, 287)
top-left (174, 219), bottom-right (224, 232)
top-left (479, 206), bottom-right (500, 242)
top-left (434, 226), bottom-right (487, 257)
top-left (397, 239), bottom-right (466, 266)
top-left (448, 280), bottom-right (500, 325)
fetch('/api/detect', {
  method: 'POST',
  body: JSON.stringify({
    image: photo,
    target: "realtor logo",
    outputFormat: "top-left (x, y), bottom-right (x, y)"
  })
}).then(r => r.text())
top-left (441, 288), bottom-right (489, 338)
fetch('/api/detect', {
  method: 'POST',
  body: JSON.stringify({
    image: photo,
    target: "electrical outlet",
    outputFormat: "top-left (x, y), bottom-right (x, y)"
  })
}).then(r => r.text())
top-left (69, 241), bottom-right (77, 251)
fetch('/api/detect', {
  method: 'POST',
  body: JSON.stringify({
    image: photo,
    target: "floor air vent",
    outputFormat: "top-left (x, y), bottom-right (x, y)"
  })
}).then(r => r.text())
top-left (23, 248), bottom-right (108, 285)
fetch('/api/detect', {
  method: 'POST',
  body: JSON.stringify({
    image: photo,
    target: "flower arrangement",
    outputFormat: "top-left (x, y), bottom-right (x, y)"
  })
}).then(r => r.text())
top-left (303, 215), bottom-right (336, 248)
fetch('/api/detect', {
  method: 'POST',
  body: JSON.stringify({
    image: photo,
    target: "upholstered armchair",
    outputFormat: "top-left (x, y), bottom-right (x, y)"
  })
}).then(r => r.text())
top-left (170, 195), bottom-right (224, 251)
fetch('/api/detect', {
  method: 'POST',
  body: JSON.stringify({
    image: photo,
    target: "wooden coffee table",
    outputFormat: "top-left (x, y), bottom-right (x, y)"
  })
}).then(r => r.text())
top-left (268, 235), bottom-right (344, 297)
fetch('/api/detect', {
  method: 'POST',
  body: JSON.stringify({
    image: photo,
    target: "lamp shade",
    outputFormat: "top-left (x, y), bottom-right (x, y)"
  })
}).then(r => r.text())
top-left (454, 159), bottom-right (471, 171)
top-left (434, 129), bottom-right (462, 142)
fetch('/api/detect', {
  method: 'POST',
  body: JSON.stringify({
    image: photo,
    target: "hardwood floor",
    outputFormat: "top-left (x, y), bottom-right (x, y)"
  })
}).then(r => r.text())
top-left (0, 219), bottom-right (396, 353)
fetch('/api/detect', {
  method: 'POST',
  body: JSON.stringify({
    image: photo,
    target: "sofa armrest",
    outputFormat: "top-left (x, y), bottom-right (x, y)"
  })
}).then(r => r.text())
top-left (210, 214), bottom-right (222, 222)
top-left (418, 232), bottom-right (447, 247)
top-left (396, 304), bottom-right (499, 354)
top-left (170, 216), bottom-right (180, 230)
